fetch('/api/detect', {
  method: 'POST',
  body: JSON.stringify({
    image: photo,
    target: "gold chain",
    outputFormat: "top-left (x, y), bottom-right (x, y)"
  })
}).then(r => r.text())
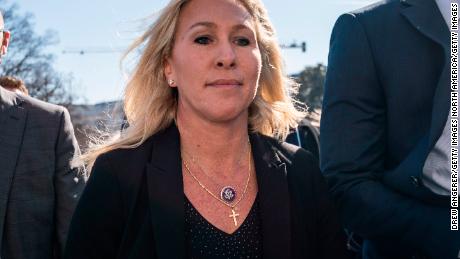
top-left (182, 142), bottom-right (252, 210)
top-left (181, 139), bottom-right (250, 188)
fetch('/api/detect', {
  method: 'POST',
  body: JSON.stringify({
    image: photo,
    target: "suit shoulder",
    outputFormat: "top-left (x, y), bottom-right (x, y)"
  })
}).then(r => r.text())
top-left (351, 0), bottom-right (400, 16)
top-left (331, 0), bottom-right (404, 49)
top-left (259, 135), bottom-right (321, 193)
top-left (334, 0), bottom-right (401, 28)
top-left (20, 95), bottom-right (67, 119)
top-left (259, 134), bottom-right (317, 166)
top-left (347, 0), bottom-right (403, 25)
top-left (93, 136), bottom-right (154, 175)
top-left (258, 134), bottom-right (297, 155)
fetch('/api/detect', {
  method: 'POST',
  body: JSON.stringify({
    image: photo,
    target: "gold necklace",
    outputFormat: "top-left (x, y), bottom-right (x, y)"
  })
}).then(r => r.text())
top-left (181, 139), bottom-right (250, 197)
top-left (182, 144), bottom-right (252, 227)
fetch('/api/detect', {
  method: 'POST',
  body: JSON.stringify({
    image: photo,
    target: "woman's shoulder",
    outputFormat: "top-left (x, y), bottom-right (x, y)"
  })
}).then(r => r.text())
top-left (92, 123), bottom-right (181, 178)
top-left (257, 134), bottom-right (324, 192)
top-left (92, 135), bottom-right (156, 176)
top-left (258, 134), bottom-right (319, 169)
top-left (258, 134), bottom-right (327, 200)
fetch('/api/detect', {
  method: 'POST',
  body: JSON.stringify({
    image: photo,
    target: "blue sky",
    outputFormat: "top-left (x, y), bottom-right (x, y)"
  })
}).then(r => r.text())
top-left (15, 0), bottom-right (376, 104)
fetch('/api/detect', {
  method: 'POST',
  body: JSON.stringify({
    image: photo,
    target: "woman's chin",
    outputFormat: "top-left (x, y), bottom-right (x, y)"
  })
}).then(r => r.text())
top-left (200, 107), bottom-right (248, 124)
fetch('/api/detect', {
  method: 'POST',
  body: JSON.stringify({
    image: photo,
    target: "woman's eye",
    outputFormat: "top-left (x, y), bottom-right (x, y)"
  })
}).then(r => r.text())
top-left (194, 36), bottom-right (212, 45)
top-left (235, 37), bottom-right (250, 46)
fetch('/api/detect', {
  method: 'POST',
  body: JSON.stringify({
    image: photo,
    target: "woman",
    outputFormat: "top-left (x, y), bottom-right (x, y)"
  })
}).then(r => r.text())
top-left (64, 0), bottom-right (351, 258)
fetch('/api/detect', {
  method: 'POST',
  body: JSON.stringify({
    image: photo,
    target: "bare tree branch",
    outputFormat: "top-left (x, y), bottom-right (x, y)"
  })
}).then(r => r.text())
top-left (0, 0), bottom-right (78, 107)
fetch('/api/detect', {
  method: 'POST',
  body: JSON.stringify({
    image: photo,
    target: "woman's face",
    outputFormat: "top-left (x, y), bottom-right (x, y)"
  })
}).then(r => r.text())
top-left (165, 0), bottom-right (262, 124)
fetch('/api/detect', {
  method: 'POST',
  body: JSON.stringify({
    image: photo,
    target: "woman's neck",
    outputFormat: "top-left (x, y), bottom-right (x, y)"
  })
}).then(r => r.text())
top-left (176, 109), bottom-right (250, 178)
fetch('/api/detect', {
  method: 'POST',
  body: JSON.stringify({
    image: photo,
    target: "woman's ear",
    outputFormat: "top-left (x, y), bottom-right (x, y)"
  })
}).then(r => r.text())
top-left (164, 58), bottom-right (177, 87)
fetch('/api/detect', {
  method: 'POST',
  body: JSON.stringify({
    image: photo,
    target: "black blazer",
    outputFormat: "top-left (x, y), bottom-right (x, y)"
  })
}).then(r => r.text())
top-left (321, 0), bottom-right (459, 258)
top-left (64, 123), bottom-right (351, 259)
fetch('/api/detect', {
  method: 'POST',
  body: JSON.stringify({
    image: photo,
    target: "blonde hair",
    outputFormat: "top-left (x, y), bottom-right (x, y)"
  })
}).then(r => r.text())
top-left (80, 0), bottom-right (305, 171)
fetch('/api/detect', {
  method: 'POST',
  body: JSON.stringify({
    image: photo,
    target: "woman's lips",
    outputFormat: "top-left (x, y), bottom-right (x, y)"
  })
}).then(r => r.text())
top-left (206, 79), bottom-right (243, 87)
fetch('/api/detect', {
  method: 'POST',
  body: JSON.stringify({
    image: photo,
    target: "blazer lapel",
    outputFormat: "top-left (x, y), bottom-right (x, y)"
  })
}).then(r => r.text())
top-left (400, 0), bottom-right (449, 50)
top-left (0, 88), bottom-right (27, 251)
top-left (251, 133), bottom-right (291, 259)
top-left (400, 0), bottom-right (451, 150)
top-left (145, 124), bottom-right (185, 259)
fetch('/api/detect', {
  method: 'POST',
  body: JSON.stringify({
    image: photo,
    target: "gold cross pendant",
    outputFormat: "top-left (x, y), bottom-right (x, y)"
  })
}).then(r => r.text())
top-left (229, 208), bottom-right (240, 226)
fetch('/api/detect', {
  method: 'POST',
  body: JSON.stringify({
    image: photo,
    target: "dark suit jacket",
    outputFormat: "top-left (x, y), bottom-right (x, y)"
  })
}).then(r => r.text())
top-left (65, 123), bottom-right (351, 259)
top-left (321, 0), bottom-right (459, 258)
top-left (0, 86), bottom-right (86, 259)
top-left (286, 118), bottom-right (320, 160)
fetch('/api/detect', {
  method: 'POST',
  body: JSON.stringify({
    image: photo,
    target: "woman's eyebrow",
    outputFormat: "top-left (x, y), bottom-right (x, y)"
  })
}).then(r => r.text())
top-left (231, 24), bottom-right (254, 32)
top-left (187, 21), bottom-right (216, 32)
top-left (187, 22), bottom-right (254, 33)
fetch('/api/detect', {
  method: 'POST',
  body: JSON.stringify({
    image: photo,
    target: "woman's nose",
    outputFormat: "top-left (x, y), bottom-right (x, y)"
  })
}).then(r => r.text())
top-left (215, 42), bottom-right (237, 69)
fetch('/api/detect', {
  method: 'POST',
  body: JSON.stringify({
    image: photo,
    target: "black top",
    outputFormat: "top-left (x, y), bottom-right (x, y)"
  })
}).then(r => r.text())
top-left (184, 196), bottom-right (263, 259)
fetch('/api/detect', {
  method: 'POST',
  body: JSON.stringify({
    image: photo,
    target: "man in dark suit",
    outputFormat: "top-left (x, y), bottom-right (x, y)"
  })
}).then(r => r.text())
top-left (321, 0), bottom-right (460, 258)
top-left (0, 11), bottom-right (86, 258)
